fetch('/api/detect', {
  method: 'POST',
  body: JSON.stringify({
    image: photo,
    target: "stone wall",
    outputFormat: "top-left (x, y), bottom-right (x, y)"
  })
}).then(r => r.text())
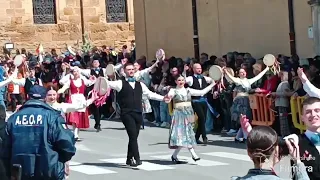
top-left (0, 0), bottom-right (135, 53)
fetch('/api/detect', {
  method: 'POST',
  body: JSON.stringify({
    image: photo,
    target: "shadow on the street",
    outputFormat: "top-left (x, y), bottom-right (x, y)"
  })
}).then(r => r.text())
top-left (102, 127), bottom-right (126, 130)
top-left (80, 162), bottom-right (138, 170)
top-left (148, 142), bottom-right (168, 146)
top-left (206, 140), bottom-right (247, 149)
top-left (145, 159), bottom-right (188, 165)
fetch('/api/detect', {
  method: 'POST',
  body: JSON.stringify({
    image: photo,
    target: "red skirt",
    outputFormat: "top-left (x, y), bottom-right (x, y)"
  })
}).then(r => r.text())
top-left (66, 95), bottom-right (89, 129)
top-left (66, 110), bottom-right (90, 129)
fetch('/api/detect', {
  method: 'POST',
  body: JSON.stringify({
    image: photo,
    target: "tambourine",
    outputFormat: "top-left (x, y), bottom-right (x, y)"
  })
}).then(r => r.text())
top-left (93, 77), bottom-right (109, 96)
top-left (89, 77), bottom-right (110, 107)
top-left (263, 54), bottom-right (280, 74)
top-left (156, 49), bottom-right (165, 61)
top-left (14, 55), bottom-right (24, 67)
top-left (208, 65), bottom-right (223, 81)
top-left (106, 64), bottom-right (115, 76)
top-left (67, 45), bottom-right (76, 56)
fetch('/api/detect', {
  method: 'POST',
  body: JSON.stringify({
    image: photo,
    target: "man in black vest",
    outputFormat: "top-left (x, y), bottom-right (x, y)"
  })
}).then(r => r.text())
top-left (185, 63), bottom-right (213, 145)
top-left (105, 63), bottom-right (168, 167)
top-left (285, 97), bottom-right (320, 180)
top-left (11, 67), bottom-right (43, 99)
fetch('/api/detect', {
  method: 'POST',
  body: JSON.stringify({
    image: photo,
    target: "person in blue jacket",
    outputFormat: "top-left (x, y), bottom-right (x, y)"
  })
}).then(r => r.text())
top-left (0, 85), bottom-right (76, 180)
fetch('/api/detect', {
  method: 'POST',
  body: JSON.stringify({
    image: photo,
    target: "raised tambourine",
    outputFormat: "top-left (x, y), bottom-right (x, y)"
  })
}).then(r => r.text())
top-left (106, 64), bottom-right (115, 76)
top-left (67, 45), bottom-right (76, 56)
top-left (13, 55), bottom-right (24, 67)
top-left (156, 49), bottom-right (165, 61)
top-left (93, 77), bottom-right (109, 96)
top-left (208, 65), bottom-right (223, 81)
top-left (263, 54), bottom-right (280, 74)
top-left (263, 54), bottom-right (276, 67)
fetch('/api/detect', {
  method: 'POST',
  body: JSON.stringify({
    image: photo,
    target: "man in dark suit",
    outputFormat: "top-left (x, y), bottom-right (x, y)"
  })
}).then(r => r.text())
top-left (292, 97), bottom-right (320, 180)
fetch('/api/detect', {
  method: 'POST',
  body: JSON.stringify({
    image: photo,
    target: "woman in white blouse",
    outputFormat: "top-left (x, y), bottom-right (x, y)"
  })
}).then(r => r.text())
top-left (223, 65), bottom-right (269, 142)
top-left (57, 67), bottom-right (96, 141)
top-left (166, 75), bottom-right (215, 163)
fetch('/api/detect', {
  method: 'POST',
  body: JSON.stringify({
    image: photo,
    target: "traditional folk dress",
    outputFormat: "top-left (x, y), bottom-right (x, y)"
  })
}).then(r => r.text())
top-left (167, 83), bottom-right (215, 149)
top-left (59, 77), bottom-right (94, 129)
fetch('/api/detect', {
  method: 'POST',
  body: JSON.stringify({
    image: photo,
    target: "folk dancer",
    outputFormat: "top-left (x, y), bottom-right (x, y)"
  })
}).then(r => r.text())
top-left (57, 67), bottom-right (96, 141)
top-left (223, 66), bottom-right (269, 142)
top-left (46, 87), bottom-right (98, 179)
top-left (71, 59), bottom-right (125, 131)
top-left (104, 63), bottom-right (169, 167)
top-left (294, 67), bottom-right (320, 179)
top-left (166, 75), bottom-right (216, 163)
top-left (185, 63), bottom-right (214, 145)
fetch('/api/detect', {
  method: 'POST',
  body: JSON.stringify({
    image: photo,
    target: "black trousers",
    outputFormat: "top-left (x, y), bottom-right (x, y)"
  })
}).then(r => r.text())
top-left (89, 104), bottom-right (102, 126)
top-left (121, 112), bottom-right (142, 161)
top-left (10, 94), bottom-right (23, 112)
top-left (192, 102), bottom-right (207, 140)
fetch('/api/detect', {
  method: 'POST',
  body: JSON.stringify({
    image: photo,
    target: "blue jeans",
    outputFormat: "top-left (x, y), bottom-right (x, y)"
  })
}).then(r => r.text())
top-left (160, 102), bottom-right (171, 123)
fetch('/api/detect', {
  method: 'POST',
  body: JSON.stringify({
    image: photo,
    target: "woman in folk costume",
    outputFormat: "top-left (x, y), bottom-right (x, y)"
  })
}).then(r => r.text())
top-left (166, 75), bottom-right (216, 163)
top-left (45, 87), bottom-right (98, 179)
top-left (57, 67), bottom-right (96, 141)
top-left (223, 65), bottom-right (269, 142)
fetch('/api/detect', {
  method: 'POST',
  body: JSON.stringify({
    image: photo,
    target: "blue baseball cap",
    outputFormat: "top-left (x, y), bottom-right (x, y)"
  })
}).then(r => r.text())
top-left (28, 85), bottom-right (47, 99)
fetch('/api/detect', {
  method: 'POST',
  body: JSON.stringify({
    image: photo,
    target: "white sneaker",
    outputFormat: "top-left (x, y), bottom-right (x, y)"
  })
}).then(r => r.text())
top-left (160, 122), bottom-right (167, 127)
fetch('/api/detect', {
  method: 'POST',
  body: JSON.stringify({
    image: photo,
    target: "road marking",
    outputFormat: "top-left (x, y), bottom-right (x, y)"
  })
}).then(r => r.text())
top-left (69, 161), bottom-right (117, 175)
top-left (100, 158), bottom-right (175, 171)
top-left (75, 144), bottom-right (91, 152)
top-left (201, 152), bottom-right (251, 162)
top-left (150, 155), bottom-right (229, 166)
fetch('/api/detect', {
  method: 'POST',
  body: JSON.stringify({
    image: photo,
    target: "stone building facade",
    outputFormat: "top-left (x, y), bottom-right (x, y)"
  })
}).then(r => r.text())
top-left (134, 0), bottom-right (315, 60)
top-left (0, 0), bottom-right (135, 53)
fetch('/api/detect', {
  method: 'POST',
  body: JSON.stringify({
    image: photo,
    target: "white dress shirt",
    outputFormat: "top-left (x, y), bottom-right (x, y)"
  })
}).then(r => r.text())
top-left (107, 79), bottom-right (164, 101)
top-left (185, 75), bottom-right (213, 88)
top-left (303, 80), bottom-right (320, 98)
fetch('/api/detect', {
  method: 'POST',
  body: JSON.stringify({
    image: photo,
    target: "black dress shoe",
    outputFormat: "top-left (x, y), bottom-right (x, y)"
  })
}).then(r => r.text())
top-left (94, 124), bottom-right (102, 132)
top-left (171, 156), bottom-right (182, 164)
top-left (126, 159), bottom-right (135, 166)
top-left (135, 160), bottom-right (142, 166)
top-left (203, 138), bottom-right (208, 145)
top-left (196, 140), bottom-right (203, 144)
top-left (192, 156), bottom-right (200, 162)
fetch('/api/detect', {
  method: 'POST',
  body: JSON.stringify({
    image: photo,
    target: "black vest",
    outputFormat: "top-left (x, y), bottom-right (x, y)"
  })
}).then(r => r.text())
top-left (86, 68), bottom-right (105, 94)
top-left (294, 134), bottom-right (320, 180)
top-left (24, 78), bottom-right (40, 94)
top-left (117, 80), bottom-right (142, 114)
top-left (90, 68), bottom-right (104, 78)
top-left (190, 75), bottom-right (208, 99)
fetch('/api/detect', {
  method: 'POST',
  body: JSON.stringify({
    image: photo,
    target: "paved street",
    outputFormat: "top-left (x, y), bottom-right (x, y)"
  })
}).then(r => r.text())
top-left (65, 118), bottom-right (293, 180)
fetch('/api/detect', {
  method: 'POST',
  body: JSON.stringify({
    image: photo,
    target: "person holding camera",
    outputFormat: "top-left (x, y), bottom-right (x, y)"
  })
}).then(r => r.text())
top-left (232, 117), bottom-right (310, 180)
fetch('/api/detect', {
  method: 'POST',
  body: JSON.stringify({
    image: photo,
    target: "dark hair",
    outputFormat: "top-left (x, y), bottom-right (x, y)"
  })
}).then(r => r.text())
top-left (303, 97), bottom-right (320, 107)
top-left (247, 126), bottom-right (278, 164)
top-left (173, 74), bottom-right (183, 81)
top-left (123, 63), bottom-right (134, 69)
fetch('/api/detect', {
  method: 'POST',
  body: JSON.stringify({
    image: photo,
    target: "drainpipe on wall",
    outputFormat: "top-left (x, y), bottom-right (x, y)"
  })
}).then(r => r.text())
top-left (288, 0), bottom-right (297, 55)
top-left (308, 0), bottom-right (320, 55)
top-left (191, 0), bottom-right (200, 60)
top-left (80, 0), bottom-right (85, 44)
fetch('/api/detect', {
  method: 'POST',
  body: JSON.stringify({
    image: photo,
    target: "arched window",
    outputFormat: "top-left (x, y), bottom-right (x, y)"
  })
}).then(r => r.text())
top-left (106, 0), bottom-right (128, 23)
top-left (32, 0), bottom-right (57, 24)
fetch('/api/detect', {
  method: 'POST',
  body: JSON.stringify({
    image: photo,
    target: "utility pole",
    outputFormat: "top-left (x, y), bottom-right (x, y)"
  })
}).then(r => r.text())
top-left (80, 0), bottom-right (85, 44)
